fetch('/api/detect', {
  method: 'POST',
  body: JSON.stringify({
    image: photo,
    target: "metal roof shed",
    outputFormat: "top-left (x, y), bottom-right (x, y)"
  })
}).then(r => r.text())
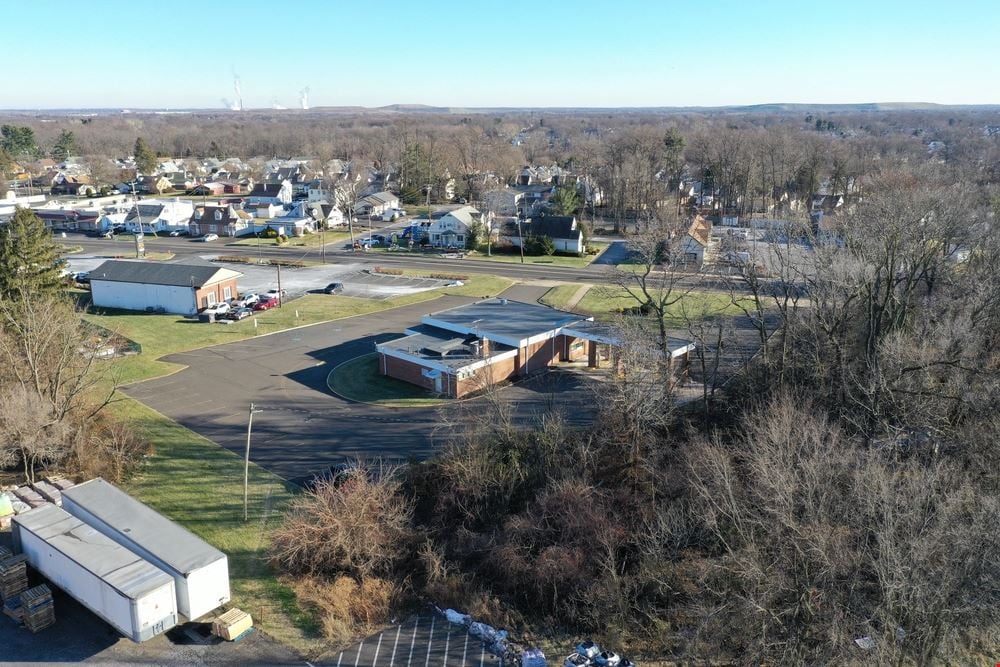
top-left (61, 478), bottom-right (231, 621)
top-left (12, 504), bottom-right (177, 643)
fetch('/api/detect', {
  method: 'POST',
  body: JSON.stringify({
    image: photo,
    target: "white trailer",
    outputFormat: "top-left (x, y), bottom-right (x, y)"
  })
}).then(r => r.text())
top-left (61, 478), bottom-right (230, 621)
top-left (12, 504), bottom-right (177, 643)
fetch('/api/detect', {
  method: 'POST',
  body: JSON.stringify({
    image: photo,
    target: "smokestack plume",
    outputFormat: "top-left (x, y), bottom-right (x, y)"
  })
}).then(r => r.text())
top-left (233, 74), bottom-right (243, 111)
top-left (299, 87), bottom-right (310, 110)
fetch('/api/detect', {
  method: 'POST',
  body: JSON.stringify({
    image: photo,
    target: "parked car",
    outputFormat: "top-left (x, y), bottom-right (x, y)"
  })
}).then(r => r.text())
top-left (226, 307), bottom-right (253, 321)
top-left (323, 282), bottom-right (344, 294)
top-left (202, 233), bottom-right (219, 242)
top-left (73, 272), bottom-right (90, 284)
top-left (266, 288), bottom-right (287, 299)
top-left (253, 298), bottom-right (277, 312)
top-left (237, 292), bottom-right (260, 308)
top-left (203, 302), bottom-right (230, 316)
top-left (168, 229), bottom-right (189, 237)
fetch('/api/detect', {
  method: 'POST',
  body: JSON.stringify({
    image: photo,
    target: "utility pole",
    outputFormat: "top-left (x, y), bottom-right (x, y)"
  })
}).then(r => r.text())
top-left (243, 403), bottom-right (263, 522)
top-left (276, 262), bottom-right (282, 307)
top-left (516, 213), bottom-right (525, 264)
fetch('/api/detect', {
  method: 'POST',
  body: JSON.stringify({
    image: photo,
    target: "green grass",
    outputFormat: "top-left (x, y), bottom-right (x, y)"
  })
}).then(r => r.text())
top-left (114, 398), bottom-right (322, 651)
top-left (542, 283), bottom-right (747, 325)
top-left (327, 353), bottom-right (447, 408)
top-left (539, 284), bottom-right (586, 310)
top-left (459, 242), bottom-right (608, 268)
top-left (228, 231), bottom-right (352, 248)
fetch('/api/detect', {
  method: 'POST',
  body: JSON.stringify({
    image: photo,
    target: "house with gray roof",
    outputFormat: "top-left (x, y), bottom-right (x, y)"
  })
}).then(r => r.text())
top-left (90, 260), bottom-right (242, 315)
top-left (499, 214), bottom-right (585, 255)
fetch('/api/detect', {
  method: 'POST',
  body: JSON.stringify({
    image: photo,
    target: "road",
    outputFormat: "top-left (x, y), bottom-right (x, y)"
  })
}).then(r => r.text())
top-left (60, 232), bottom-right (618, 285)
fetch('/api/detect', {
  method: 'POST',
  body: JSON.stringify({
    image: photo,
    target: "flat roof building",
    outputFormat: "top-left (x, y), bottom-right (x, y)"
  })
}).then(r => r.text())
top-left (376, 298), bottom-right (620, 398)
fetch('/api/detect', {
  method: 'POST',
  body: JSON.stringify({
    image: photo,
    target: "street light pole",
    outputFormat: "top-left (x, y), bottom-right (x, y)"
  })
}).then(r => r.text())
top-left (244, 403), bottom-right (263, 522)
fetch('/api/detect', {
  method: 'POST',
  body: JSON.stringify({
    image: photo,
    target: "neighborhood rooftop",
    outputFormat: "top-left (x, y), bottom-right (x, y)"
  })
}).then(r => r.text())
top-left (378, 325), bottom-right (516, 370)
top-left (90, 259), bottom-right (242, 288)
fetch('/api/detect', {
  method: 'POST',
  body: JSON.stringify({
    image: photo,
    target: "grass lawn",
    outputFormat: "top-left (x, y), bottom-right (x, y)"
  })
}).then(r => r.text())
top-left (81, 271), bottom-right (514, 654)
top-left (327, 353), bottom-right (447, 408)
top-left (460, 242), bottom-right (607, 268)
top-left (228, 231), bottom-right (352, 248)
top-left (539, 284), bottom-right (586, 310)
top-left (542, 284), bottom-right (747, 325)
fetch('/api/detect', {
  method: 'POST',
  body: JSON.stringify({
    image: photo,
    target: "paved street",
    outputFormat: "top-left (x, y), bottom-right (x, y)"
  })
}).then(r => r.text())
top-left (123, 284), bottom-right (600, 483)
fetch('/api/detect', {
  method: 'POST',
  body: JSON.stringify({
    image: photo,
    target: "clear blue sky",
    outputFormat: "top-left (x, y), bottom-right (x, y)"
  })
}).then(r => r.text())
top-left (4, 0), bottom-right (998, 109)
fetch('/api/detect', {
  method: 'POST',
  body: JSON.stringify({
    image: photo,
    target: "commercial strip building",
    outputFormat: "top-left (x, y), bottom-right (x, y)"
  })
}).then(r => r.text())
top-left (376, 298), bottom-right (695, 398)
top-left (89, 260), bottom-right (242, 315)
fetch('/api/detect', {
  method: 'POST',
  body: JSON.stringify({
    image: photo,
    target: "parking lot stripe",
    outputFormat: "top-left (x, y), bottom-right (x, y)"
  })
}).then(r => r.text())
top-left (443, 627), bottom-right (450, 666)
top-left (336, 652), bottom-right (343, 667)
top-left (389, 624), bottom-right (402, 666)
top-left (372, 632), bottom-right (383, 665)
top-left (407, 617), bottom-right (419, 666)
top-left (353, 639), bottom-right (364, 667)
top-left (424, 615), bottom-right (435, 667)
top-left (462, 631), bottom-right (469, 666)
top-left (480, 644), bottom-right (485, 667)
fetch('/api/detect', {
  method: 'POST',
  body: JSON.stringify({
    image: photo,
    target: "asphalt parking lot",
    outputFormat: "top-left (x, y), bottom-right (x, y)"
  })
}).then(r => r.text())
top-left (330, 615), bottom-right (502, 667)
top-left (123, 288), bottom-right (600, 483)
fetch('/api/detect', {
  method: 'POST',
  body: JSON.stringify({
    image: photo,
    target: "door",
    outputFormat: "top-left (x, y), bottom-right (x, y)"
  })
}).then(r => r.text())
top-left (433, 375), bottom-right (442, 394)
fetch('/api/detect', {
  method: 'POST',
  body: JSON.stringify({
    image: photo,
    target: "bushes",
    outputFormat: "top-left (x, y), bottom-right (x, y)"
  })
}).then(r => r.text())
top-left (371, 266), bottom-right (403, 276)
top-left (270, 466), bottom-right (416, 579)
top-left (428, 273), bottom-right (468, 281)
top-left (524, 235), bottom-right (555, 256)
top-left (289, 575), bottom-right (400, 644)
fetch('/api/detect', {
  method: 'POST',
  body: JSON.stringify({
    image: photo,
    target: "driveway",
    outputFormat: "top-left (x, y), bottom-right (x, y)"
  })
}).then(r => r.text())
top-left (591, 240), bottom-right (632, 265)
top-left (123, 292), bottom-right (600, 484)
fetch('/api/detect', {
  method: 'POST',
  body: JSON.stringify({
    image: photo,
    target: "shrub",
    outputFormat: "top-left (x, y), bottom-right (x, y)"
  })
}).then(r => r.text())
top-left (270, 465), bottom-right (416, 578)
top-left (428, 273), bottom-right (468, 281)
top-left (372, 266), bottom-right (404, 276)
top-left (525, 235), bottom-right (555, 256)
top-left (289, 575), bottom-right (399, 644)
top-left (262, 226), bottom-right (279, 239)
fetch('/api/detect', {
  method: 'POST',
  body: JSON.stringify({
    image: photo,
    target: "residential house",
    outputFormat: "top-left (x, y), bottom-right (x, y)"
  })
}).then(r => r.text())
top-left (51, 173), bottom-right (96, 196)
top-left (482, 187), bottom-right (525, 216)
top-left (500, 215), bottom-right (585, 255)
top-left (287, 201), bottom-right (343, 227)
top-left (191, 182), bottom-right (227, 196)
top-left (354, 191), bottom-right (399, 217)
top-left (246, 180), bottom-right (293, 205)
top-left (90, 259), bottom-right (243, 315)
top-left (250, 202), bottom-right (285, 219)
top-left (680, 216), bottom-right (713, 266)
top-left (420, 205), bottom-right (485, 249)
top-left (188, 204), bottom-right (254, 237)
top-left (125, 199), bottom-right (195, 234)
top-left (141, 175), bottom-right (173, 195)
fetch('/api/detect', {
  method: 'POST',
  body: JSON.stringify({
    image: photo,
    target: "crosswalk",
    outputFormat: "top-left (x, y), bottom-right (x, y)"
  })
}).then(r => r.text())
top-left (329, 616), bottom-right (502, 667)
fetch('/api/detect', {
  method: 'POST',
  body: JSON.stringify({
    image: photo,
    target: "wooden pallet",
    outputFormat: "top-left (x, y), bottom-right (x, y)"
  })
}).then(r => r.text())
top-left (212, 608), bottom-right (253, 641)
top-left (22, 584), bottom-right (55, 633)
top-left (0, 555), bottom-right (29, 601)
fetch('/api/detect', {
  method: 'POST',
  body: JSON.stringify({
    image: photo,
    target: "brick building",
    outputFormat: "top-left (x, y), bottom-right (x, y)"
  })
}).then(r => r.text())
top-left (376, 299), bottom-right (617, 398)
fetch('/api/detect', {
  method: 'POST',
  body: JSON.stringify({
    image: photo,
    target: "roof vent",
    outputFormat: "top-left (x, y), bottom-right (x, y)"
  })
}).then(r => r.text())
top-left (499, 298), bottom-right (508, 305)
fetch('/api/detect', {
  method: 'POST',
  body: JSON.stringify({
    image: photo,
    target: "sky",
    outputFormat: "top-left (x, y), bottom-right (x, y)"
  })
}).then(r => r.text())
top-left (3, 0), bottom-right (999, 109)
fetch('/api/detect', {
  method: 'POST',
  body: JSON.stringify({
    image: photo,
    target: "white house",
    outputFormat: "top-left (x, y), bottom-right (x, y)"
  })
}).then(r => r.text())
top-left (500, 215), bottom-right (585, 255)
top-left (355, 191), bottom-right (399, 217)
top-left (422, 205), bottom-right (486, 248)
top-left (124, 199), bottom-right (195, 234)
top-left (90, 260), bottom-right (243, 315)
top-left (246, 180), bottom-right (293, 205)
top-left (680, 216), bottom-right (713, 266)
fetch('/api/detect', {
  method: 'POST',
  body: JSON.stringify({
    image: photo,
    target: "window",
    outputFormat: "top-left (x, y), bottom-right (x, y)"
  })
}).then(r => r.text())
top-left (223, 286), bottom-right (232, 300)
top-left (206, 292), bottom-right (217, 306)
top-left (201, 295), bottom-right (209, 308)
top-left (215, 210), bottom-right (223, 220)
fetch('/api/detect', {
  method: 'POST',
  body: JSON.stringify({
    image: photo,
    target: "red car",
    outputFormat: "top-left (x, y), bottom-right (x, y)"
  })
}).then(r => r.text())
top-left (253, 298), bottom-right (277, 311)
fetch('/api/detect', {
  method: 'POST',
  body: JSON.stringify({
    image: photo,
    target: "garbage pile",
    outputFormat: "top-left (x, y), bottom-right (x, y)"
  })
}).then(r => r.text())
top-left (436, 606), bottom-right (636, 667)
top-left (441, 607), bottom-right (520, 663)
top-left (563, 640), bottom-right (636, 667)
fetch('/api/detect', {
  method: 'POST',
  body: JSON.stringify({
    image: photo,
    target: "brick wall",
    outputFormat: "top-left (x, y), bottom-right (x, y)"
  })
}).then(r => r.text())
top-left (455, 354), bottom-right (517, 397)
top-left (380, 354), bottom-right (436, 392)
top-left (518, 338), bottom-right (561, 375)
top-left (195, 278), bottom-right (240, 310)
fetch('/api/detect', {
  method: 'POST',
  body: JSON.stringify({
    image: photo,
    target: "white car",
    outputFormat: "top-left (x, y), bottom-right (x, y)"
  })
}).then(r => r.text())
top-left (203, 302), bottom-right (230, 315)
top-left (202, 233), bottom-right (219, 242)
top-left (237, 292), bottom-right (260, 307)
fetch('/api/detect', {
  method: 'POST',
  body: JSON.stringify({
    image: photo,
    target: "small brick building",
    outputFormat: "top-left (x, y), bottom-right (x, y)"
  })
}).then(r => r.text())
top-left (376, 298), bottom-right (623, 398)
top-left (90, 259), bottom-right (242, 315)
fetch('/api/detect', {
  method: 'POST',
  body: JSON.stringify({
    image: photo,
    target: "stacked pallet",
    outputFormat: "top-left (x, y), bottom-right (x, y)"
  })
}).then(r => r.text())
top-left (21, 584), bottom-right (55, 633)
top-left (46, 477), bottom-right (75, 492)
top-left (3, 595), bottom-right (23, 621)
top-left (213, 608), bottom-right (253, 641)
top-left (0, 555), bottom-right (29, 601)
top-left (0, 546), bottom-right (11, 561)
top-left (12, 487), bottom-right (46, 509)
top-left (31, 481), bottom-right (62, 506)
